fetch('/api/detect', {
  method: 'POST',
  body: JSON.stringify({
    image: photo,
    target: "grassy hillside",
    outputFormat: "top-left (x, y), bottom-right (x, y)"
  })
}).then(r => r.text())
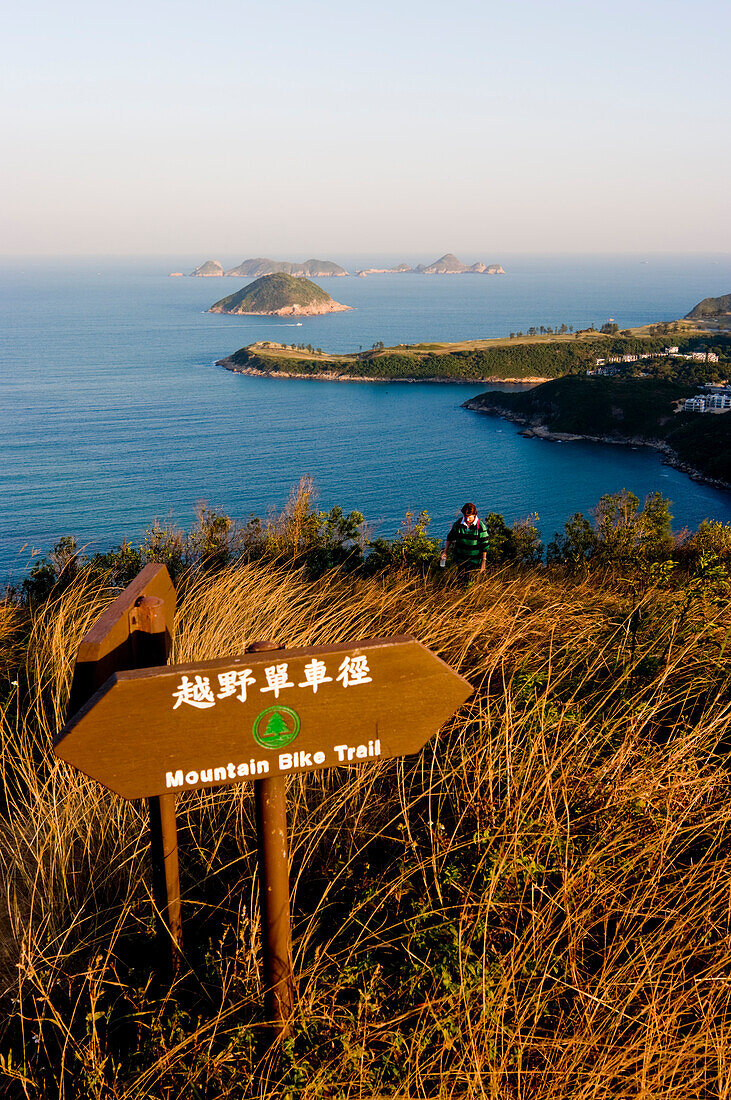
top-left (2, 548), bottom-right (731, 1098)
top-left (209, 273), bottom-right (336, 314)
top-left (466, 375), bottom-right (731, 484)
top-left (222, 330), bottom-right (729, 381)
top-left (686, 292), bottom-right (731, 319)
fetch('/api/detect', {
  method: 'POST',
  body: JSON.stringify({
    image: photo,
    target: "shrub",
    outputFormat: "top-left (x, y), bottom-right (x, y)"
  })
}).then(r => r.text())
top-left (366, 510), bottom-right (441, 572)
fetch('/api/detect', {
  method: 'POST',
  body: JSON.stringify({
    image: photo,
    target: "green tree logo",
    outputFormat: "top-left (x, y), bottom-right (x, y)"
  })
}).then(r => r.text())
top-left (253, 706), bottom-right (300, 749)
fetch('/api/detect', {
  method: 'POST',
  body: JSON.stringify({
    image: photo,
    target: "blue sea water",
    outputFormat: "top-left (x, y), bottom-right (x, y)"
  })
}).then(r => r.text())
top-left (1, 253), bottom-right (730, 583)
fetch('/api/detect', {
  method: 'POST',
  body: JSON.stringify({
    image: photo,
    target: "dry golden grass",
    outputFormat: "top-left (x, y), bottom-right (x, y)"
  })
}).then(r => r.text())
top-left (246, 330), bottom-right (616, 370)
top-left (0, 561), bottom-right (730, 1098)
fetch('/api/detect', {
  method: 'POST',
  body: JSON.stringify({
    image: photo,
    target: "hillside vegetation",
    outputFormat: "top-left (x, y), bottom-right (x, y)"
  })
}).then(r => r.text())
top-left (209, 274), bottom-right (342, 315)
top-left (222, 331), bottom-right (730, 382)
top-left (2, 483), bottom-right (731, 1097)
top-left (686, 293), bottom-right (731, 320)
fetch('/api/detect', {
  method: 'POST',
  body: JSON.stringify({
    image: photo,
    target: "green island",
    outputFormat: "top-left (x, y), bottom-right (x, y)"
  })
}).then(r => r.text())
top-left (208, 272), bottom-right (352, 317)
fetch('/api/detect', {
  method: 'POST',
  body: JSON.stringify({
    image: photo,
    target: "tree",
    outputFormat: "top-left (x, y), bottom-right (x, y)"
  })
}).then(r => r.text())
top-left (547, 513), bottom-right (597, 569)
top-left (591, 489), bottom-right (673, 566)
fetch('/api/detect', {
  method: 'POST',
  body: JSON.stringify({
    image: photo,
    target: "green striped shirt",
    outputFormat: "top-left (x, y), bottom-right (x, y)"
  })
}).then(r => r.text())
top-left (448, 519), bottom-right (489, 565)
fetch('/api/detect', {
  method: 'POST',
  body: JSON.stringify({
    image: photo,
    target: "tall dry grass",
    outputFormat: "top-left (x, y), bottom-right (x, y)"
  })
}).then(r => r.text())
top-left (0, 560), bottom-right (730, 1098)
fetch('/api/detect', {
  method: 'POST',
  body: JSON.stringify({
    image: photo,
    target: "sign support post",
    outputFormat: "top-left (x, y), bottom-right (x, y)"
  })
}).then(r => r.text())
top-left (246, 641), bottom-right (294, 1033)
top-left (255, 774), bottom-right (294, 1029)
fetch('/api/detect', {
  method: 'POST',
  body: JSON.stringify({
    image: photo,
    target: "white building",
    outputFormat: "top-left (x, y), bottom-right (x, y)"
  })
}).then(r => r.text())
top-left (684, 394), bottom-right (731, 413)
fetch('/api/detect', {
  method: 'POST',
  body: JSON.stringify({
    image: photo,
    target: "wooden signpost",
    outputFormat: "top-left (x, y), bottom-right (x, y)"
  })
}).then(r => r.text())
top-left (65, 564), bottom-right (182, 971)
top-left (58, 568), bottom-right (473, 1031)
top-left (68, 562), bottom-right (175, 715)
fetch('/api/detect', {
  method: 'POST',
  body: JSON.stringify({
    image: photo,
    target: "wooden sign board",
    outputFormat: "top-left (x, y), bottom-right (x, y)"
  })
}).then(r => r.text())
top-left (68, 563), bottom-right (176, 714)
top-left (56, 635), bottom-right (472, 800)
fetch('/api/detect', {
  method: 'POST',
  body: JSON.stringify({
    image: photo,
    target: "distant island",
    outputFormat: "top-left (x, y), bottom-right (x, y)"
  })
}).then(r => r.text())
top-left (685, 292), bottom-right (731, 323)
top-left (207, 273), bottom-right (352, 317)
top-left (225, 258), bottom-right (348, 278)
top-left (356, 253), bottom-right (505, 276)
top-left (184, 257), bottom-right (347, 277)
top-left (188, 260), bottom-right (225, 277)
top-left (179, 252), bottom-right (506, 278)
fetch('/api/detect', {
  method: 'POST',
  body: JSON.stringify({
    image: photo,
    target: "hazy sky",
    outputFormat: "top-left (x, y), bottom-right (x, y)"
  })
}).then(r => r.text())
top-left (2, 0), bottom-right (729, 256)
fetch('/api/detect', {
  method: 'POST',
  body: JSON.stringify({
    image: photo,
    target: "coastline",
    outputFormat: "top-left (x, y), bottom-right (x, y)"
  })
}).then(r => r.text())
top-left (462, 398), bottom-right (731, 492)
top-left (208, 302), bottom-right (352, 317)
top-left (216, 358), bottom-right (547, 385)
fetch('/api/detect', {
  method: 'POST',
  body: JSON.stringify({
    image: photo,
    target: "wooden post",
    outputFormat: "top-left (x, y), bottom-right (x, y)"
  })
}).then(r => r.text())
top-left (255, 774), bottom-right (294, 1028)
top-left (247, 641), bottom-right (295, 1033)
top-left (129, 596), bottom-right (183, 975)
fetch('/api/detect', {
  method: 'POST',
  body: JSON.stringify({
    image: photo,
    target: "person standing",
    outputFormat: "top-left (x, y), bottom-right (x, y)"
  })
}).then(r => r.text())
top-left (440, 503), bottom-right (488, 576)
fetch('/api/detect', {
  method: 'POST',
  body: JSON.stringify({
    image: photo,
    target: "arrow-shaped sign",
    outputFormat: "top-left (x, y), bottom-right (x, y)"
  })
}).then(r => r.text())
top-left (55, 635), bottom-right (472, 800)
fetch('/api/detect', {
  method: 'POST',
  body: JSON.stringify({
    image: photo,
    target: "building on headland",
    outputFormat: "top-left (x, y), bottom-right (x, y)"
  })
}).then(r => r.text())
top-left (589, 349), bottom-right (720, 375)
top-left (586, 363), bottom-right (620, 377)
top-left (684, 394), bottom-right (731, 413)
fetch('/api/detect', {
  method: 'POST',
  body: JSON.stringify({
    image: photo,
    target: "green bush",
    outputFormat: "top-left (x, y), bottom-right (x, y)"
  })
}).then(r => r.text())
top-left (366, 510), bottom-right (442, 572)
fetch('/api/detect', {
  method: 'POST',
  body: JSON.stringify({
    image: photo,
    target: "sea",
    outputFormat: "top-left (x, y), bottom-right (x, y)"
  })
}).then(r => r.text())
top-left (2, 252), bottom-right (731, 583)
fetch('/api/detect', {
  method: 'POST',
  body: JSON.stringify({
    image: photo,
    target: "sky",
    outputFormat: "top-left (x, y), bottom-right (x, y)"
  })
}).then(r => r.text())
top-left (2, 0), bottom-right (729, 256)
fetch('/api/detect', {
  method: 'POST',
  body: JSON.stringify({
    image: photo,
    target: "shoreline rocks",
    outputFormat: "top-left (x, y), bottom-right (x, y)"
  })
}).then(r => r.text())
top-left (462, 398), bottom-right (731, 491)
top-left (215, 359), bottom-right (545, 385)
top-left (212, 301), bottom-right (352, 317)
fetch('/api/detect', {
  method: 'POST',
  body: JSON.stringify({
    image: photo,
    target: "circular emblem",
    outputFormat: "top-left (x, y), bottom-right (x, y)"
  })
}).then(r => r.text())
top-left (252, 705), bottom-right (301, 750)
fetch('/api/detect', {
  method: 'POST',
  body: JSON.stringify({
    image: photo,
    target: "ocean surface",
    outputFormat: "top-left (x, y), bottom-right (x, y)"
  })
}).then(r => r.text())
top-left (2, 253), bottom-right (731, 583)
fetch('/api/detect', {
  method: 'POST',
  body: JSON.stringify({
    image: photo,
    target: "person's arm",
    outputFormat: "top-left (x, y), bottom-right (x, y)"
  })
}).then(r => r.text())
top-left (478, 522), bottom-right (488, 572)
top-left (440, 525), bottom-right (455, 563)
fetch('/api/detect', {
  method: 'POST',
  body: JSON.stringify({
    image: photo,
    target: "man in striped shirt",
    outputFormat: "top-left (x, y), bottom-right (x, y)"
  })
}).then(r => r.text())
top-left (440, 503), bottom-right (488, 575)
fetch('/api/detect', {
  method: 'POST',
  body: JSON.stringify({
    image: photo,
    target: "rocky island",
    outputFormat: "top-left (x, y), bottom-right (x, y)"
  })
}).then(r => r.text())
top-left (189, 259), bottom-right (224, 277)
top-left (356, 253), bottom-right (505, 276)
top-left (207, 273), bottom-right (352, 317)
top-left (224, 257), bottom-right (348, 278)
top-left (184, 257), bottom-right (348, 277)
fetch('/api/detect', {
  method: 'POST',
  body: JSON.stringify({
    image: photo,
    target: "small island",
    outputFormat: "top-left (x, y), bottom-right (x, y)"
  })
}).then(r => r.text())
top-left (224, 257), bottom-right (348, 278)
top-left (189, 259), bottom-right (224, 277)
top-left (207, 273), bottom-right (352, 317)
top-left (356, 253), bottom-right (505, 276)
